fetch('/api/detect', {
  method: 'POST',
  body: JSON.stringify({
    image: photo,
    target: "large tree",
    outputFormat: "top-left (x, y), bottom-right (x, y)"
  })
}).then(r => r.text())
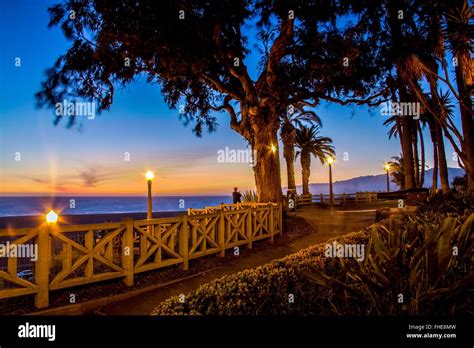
top-left (37, 0), bottom-right (386, 202)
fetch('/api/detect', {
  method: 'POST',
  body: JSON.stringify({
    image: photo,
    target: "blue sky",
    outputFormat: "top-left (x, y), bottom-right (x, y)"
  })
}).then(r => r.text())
top-left (0, 0), bottom-right (461, 196)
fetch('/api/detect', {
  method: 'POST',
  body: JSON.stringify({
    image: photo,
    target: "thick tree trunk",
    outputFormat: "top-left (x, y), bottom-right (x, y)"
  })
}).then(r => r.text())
top-left (251, 112), bottom-right (282, 203)
top-left (300, 151), bottom-right (311, 195)
top-left (436, 123), bottom-right (450, 193)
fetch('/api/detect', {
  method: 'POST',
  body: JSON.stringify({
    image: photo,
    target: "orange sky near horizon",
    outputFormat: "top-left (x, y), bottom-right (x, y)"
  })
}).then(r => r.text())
top-left (0, 149), bottom-right (390, 196)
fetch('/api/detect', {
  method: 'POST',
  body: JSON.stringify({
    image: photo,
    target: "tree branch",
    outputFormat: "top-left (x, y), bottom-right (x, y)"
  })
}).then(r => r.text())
top-left (210, 96), bottom-right (243, 135)
top-left (256, 17), bottom-right (294, 91)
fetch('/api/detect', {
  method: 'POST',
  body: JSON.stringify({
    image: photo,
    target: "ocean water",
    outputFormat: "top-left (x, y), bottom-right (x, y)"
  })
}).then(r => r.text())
top-left (0, 196), bottom-right (233, 217)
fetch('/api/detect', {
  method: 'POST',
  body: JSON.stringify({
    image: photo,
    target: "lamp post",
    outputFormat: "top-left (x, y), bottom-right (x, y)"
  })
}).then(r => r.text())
top-left (384, 164), bottom-right (391, 192)
top-left (145, 170), bottom-right (154, 219)
top-left (327, 156), bottom-right (334, 207)
top-left (37, 209), bottom-right (58, 308)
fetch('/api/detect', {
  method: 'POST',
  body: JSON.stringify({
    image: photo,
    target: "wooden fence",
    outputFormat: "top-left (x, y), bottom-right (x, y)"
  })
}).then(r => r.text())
top-left (0, 203), bottom-right (282, 309)
top-left (297, 192), bottom-right (379, 206)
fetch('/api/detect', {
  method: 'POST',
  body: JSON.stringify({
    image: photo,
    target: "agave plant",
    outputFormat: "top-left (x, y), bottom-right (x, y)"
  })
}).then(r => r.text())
top-left (241, 190), bottom-right (258, 203)
top-left (305, 212), bottom-right (474, 315)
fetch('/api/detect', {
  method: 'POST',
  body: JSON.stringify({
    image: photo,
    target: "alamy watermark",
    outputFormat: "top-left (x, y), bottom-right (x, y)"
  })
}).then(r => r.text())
top-left (325, 241), bottom-right (365, 262)
top-left (0, 242), bottom-right (37, 261)
top-left (217, 146), bottom-right (257, 167)
top-left (380, 101), bottom-right (420, 120)
top-left (55, 99), bottom-right (96, 120)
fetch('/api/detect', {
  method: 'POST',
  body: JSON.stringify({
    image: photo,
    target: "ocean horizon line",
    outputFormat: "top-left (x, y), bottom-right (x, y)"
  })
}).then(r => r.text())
top-left (0, 194), bottom-right (232, 197)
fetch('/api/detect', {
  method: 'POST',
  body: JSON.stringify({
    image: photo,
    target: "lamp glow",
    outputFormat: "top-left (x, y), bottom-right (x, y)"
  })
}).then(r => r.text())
top-left (45, 210), bottom-right (58, 224)
top-left (271, 144), bottom-right (277, 154)
top-left (145, 170), bottom-right (155, 181)
top-left (384, 163), bottom-right (391, 192)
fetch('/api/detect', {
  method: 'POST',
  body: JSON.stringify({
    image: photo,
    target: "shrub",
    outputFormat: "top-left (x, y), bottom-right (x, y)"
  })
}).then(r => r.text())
top-left (152, 230), bottom-right (371, 315)
top-left (305, 212), bottom-right (474, 315)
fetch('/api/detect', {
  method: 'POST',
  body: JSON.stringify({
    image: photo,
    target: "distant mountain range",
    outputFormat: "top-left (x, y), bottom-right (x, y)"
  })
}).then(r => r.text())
top-left (291, 167), bottom-right (465, 195)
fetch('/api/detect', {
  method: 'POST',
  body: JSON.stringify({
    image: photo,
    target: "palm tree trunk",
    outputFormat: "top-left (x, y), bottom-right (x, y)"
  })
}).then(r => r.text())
top-left (285, 151), bottom-right (296, 192)
top-left (431, 131), bottom-right (439, 192)
top-left (281, 126), bottom-right (297, 192)
top-left (418, 123), bottom-right (425, 187)
top-left (456, 55), bottom-right (474, 194)
top-left (301, 151), bottom-right (311, 195)
top-left (428, 120), bottom-right (439, 192)
top-left (436, 123), bottom-right (450, 193)
top-left (447, 0), bottom-right (474, 194)
top-left (399, 100), bottom-right (416, 189)
top-left (412, 122), bottom-right (420, 187)
top-left (388, 1), bottom-right (416, 190)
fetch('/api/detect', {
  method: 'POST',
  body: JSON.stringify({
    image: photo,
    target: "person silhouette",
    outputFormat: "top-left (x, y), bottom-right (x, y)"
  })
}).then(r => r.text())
top-left (232, 187), bottom-right (242, 204)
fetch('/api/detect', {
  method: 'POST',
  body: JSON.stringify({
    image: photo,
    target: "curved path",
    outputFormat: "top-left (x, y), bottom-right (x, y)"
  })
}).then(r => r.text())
top-left (96, 204), bottom-right (384, 315)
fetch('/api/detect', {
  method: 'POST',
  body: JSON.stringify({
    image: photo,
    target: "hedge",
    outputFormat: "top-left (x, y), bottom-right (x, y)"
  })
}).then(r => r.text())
top-left (152, 229), bottom-right (371, 315)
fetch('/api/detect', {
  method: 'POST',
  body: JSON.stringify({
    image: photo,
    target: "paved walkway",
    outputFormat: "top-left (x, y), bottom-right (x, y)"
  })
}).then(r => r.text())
top-left (97, 204), bottom-right (385, 315)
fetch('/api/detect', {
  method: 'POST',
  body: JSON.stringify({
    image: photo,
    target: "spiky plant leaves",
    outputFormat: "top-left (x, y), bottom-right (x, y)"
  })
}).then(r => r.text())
top-left (241, 190), bottom-right (258, 203)
top-left (305, 208), bottom-right (473, 315)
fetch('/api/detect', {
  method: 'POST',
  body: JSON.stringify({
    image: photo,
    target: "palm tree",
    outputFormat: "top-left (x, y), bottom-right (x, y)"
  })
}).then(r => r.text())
top-left (429, 91), bottom-right (455, 193)
top-left (388, 155), bottom-right (406, 190)
top-left (444, 0), bottom-right (474, 193)
top-left (280, 107), bottom-right (322, 193)
top-left (295, 125), bottom-right (335, 195)
top-left (383, 112), bottom-right (424, 188)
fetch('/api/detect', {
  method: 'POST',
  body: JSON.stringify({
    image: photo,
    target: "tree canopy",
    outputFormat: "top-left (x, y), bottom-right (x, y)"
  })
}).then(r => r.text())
top-left (37, 0), bottom-right (387, 136)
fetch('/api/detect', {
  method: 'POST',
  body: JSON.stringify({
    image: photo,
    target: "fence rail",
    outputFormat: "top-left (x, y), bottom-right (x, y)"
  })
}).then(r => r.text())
top-left (0, 203), bottom-right (282, 309)
top-left (297, 192), bottom-right (380, 206)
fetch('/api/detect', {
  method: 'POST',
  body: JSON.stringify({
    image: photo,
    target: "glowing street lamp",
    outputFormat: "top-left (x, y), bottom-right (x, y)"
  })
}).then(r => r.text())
top-left (45, 210), bottom-right (58, 224)
top-left (145, 171), bottom-right (154, 220)
top-left (327, 156), bottom-right (334, 207)
top-left (145, 170), bottom-right (155, 181)
top-left (384, 163), bottom-right (391, 192)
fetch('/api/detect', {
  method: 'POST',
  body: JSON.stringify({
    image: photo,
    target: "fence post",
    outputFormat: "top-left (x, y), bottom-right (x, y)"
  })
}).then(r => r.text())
top-left (355, 193), bottom-right (359, 204)
top-left (122, 218), bottom-right (134, 286)
top-left (218, 210), bottom-right (225, 257)
top-left (343, 193), bottom-right (346, 204)
top-left (320, 194), bottom-right (323, 204)
top-left (368, 192), bottom-right (372, 203)
top-left (247, 207), bottom-right (253, 249)
top-left (180, 215), bottom-right (189, 270)
top-left (269, 204), bottom-right (275, 243)
top-left (35, 225), bottom-right (50, 309)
